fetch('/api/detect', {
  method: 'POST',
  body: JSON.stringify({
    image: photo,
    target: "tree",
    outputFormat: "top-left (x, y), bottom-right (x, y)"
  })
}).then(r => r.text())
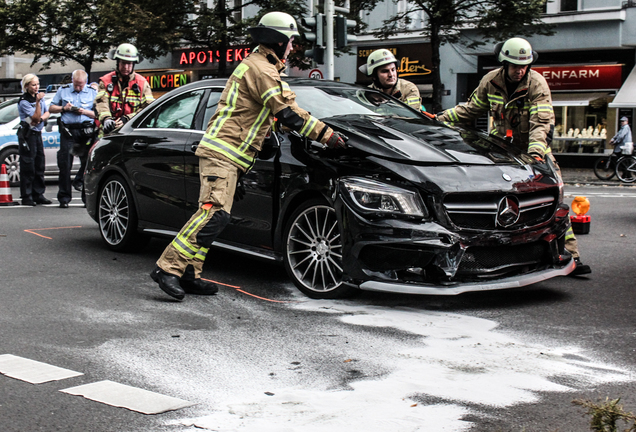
top-left (4, 0), bottom-right (188, 76)
top-left (374, 0), bottom-right (554, 112)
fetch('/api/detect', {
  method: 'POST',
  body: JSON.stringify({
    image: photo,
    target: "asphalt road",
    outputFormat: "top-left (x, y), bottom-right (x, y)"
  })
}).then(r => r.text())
top-left (0, 184), bottom-right (635, 432)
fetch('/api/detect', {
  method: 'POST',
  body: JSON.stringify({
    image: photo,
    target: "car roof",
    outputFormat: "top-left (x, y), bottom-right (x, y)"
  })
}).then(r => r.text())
top-left (170, 77), bottom-right (365, 94)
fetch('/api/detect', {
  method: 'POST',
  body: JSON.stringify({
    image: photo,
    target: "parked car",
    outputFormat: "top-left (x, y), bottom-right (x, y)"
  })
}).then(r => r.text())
top-left (84, 78), bottom-right (574, 299)
top-left (0, 94), bottom-right (80, 186)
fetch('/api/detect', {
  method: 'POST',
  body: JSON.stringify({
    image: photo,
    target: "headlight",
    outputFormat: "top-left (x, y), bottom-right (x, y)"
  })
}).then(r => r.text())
top-left (340, 177), bottom-right (428, 218)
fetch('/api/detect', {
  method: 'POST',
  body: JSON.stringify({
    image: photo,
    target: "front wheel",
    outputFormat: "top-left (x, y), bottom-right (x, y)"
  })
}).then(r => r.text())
top-left (593, 156), bottom-right (616, 180)
top-left (283, 199), bottom-right (355, 299)
top-left (0, 147), bottom-right (20, 186)
top-left (98, 174), bottom-right (150, 251)
top-left (615, 157), bottom-right (636, 183)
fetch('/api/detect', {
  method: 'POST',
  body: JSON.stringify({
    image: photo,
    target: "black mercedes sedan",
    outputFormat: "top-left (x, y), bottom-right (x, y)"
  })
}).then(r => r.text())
top-left (84, 78), bottom-right (575, 299)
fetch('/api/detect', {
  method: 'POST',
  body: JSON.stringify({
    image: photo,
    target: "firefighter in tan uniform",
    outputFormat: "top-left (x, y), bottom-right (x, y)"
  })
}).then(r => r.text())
top-left (437, 37), bottom-right (591, 276)
top-left (359, 49), bottom-right (422, 110)
top-left (151, 12), bottom-right (348, 300)
top-left (95, 43), bottom-right (154, 135)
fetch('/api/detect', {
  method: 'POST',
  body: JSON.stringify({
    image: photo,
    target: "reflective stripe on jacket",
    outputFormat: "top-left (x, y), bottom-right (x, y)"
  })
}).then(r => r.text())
top-left (370, 78), bottom-right (421, 110)
top-left (95, 71), bottom-right (154, 122)
top-left (438, 67), bottom-right (554, 157)
top-left (197, 44), bottom-right (333, 171)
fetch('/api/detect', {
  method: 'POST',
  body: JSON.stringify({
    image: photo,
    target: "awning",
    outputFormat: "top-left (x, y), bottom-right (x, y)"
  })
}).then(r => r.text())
top-left (551, 92), bottom-right (610, 107)
top-left (609, 65), bottom-right (636, 108)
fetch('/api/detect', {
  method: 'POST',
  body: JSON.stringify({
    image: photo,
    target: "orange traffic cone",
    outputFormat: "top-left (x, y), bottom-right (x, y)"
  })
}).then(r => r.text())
top-left (0, 163), bottom-right (18, 206)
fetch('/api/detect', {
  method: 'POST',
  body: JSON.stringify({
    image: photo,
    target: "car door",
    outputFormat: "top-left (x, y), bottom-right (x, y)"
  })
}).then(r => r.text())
top-left (184, 88), bottom-right (278, 251)
top-left (124, 88), bottom-right (206, 229)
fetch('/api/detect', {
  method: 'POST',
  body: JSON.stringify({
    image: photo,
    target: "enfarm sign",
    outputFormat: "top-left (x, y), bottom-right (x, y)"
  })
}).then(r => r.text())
top-left (533, 65), bottom-right (623, 91)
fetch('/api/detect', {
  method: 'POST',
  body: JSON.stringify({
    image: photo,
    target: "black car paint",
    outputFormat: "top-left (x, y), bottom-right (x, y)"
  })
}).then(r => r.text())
top-left (85, 78), bottom-right (571, 296)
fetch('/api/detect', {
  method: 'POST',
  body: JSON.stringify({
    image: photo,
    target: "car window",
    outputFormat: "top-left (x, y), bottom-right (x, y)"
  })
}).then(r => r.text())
top-left (201, 90), bottom-right (223, 131)
top-left (291, 87), bottom-right (421, 120)
top-left (139, 90), bottom-right (205, 130)
top-left (0, 99), bottom-right (19, 125)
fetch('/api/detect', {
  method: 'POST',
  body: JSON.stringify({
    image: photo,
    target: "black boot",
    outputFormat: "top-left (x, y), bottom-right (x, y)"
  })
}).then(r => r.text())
top-left (150, 266), bottom-right (185, 300)
top-left (179, 278), bottom-right (219, 295)
top-left (569, 257), bottom-right (591, 277)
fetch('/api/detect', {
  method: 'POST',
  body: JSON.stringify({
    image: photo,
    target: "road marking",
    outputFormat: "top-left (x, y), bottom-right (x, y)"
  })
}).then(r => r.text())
top-left (60, 380), bottom-right (194, 414)
top-left (24, 226), bottom-right (83, 239)
top-left (0, 354), bottom-right (83, 384)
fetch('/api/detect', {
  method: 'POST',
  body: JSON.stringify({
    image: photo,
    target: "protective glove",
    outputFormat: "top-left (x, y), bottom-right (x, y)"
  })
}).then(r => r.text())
top-left (234, 176), bottom-right (246, 202)
top-left (103, 118), bottom-right (116, 134)
top-left (325, 131), bottom-right (348, 149)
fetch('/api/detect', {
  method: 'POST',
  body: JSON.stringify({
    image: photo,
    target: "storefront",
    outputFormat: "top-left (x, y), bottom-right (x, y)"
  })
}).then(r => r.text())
top-left (534, 64), bottom-right (624, 154)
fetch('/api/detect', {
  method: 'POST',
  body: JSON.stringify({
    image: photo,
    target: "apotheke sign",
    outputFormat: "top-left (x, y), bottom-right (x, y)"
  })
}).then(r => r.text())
top-left (173, 46), bottom-right (252, 69)
top-left (533, 64), bottom-right (623, 90)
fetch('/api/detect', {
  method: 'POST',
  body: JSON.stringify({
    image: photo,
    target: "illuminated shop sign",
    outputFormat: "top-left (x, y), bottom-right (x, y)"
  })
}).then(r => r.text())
top-left (142, 72), bottom-right (190, 91)
top-left (533, 65), bottom-right (623, 90)
top-left (173, 46), bottom-right (252, 69)
top-left (357, 44), bottom-right (434, 84)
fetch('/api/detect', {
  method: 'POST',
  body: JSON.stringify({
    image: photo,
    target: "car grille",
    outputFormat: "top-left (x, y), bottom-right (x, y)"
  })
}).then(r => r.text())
top-left (458, 242), bottom-right (549, 274)
top-left (443, 190), bottom-right (557, 230)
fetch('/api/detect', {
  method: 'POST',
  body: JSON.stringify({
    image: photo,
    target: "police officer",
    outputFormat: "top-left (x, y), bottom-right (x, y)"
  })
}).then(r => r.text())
top-left (17, 74), bottom-right (51, 206)
top-left (150, 11), bottom-right (348, 300)
top-left (95, 43), bottom-right (154, 135)
top-left (49, 70), bottom-right (96, 208)
top-left (359, 49), bottom-right (422, 110)
top-left (437, 37), bottom-right (591, 276)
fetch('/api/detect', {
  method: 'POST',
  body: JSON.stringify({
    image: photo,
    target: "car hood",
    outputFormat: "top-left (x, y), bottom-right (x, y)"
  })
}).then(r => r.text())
top-left (323, 114), bottom-right (528, 166)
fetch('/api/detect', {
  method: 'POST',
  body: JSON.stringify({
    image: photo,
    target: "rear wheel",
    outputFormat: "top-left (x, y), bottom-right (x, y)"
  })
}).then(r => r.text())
top-left (593, 156), bottom-right (616, 180)
top-left (283, 199), bottom-right (355, 299)
top-left (0, 147), bottom-right (20, 186)
top-left (98, 175), bottom-right (150, 251)
top-left (615, 156), bottom-right (636, 183)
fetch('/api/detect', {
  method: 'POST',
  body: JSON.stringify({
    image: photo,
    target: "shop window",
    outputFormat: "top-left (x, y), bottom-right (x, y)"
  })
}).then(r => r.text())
top-left (552, 95), bottom-right (610, 154)
top-left (560, 0), bottom-right (578, 12)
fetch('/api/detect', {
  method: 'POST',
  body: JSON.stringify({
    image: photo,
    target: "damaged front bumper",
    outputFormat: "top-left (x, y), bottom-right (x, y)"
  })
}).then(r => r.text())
top-left (337, 198), bottom-right (574, 296)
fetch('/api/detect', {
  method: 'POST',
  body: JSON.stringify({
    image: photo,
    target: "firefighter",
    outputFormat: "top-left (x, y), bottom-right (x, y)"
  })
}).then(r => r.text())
top-left (95, 43), bottom-right (154, 135)
top-left (437, 37), bottom-right (591, 276)
top-left (359, 49), bottom-right (422, 110)
top-left (150, 11), bottom-right (348, 300)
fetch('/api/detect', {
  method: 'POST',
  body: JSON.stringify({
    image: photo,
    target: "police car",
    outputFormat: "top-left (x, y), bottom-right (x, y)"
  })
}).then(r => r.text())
top-left (0, 93), bottom-right (80, 186)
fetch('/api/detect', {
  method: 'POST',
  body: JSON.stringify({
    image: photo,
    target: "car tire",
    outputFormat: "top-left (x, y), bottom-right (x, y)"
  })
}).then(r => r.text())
top-left (0, 147), bottom-right (20, 186)
top-left (283, 198), bottom-right (355, 299)
top-left (98, 174), bottom-right (150, 251)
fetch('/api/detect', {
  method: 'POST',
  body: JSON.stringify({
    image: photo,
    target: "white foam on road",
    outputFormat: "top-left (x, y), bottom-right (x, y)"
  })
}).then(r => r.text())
top-left (84, 298), bottom-right (632, 431)
top-left (163, 300), bottom-right (631, 431)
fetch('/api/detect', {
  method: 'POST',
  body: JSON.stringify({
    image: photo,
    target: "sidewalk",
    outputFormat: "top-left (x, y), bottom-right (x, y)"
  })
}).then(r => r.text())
top-left (560, 167), bottom-right (636, 186)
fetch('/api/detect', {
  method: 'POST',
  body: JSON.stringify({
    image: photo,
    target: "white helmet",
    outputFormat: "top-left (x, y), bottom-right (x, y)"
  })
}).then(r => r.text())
top-left (111, 43), bottom-right (140, 63)
top-left (358, 49), bottom-right (398, 76)
top-left (248, 12), bottom-right (300, 45)
top-left (496, 37), bottom-right (536, 65)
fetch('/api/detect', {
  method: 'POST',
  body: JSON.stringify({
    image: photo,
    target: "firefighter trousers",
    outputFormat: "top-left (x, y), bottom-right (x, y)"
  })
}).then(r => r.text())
top-left (156, 156), bottom-right (238, 278)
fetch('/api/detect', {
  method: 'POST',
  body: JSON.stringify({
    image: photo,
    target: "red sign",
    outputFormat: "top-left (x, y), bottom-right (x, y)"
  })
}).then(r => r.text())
top-left (533, 64), bottom-right (623, 91)
top-left (172, 46), bottom-right (252, 69)
top-left (309, 69), bottom-right (323, 79)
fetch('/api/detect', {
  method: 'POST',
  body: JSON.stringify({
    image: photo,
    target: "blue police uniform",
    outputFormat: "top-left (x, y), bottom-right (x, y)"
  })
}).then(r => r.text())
top-left (17, 95), bottom-right (48, 204)
top-left (51, 84), bottom-right (97, 205)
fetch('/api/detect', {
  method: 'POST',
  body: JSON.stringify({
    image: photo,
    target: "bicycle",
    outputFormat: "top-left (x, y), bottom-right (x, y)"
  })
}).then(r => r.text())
top-left (593, 152), bottom-right (620, 180)
top-left (615, 155), bottom-right (636, 183)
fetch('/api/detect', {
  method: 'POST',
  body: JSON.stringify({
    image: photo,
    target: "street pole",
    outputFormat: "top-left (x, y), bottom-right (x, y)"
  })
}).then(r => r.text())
top-left (325, 0), bottom-right (335, 80)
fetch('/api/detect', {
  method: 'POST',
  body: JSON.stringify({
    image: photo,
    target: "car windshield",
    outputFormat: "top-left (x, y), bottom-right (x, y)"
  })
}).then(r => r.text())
top-left (0, 99), bottom-right (19, 125)
top-left (292, 87), bottom-right (422, 120)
